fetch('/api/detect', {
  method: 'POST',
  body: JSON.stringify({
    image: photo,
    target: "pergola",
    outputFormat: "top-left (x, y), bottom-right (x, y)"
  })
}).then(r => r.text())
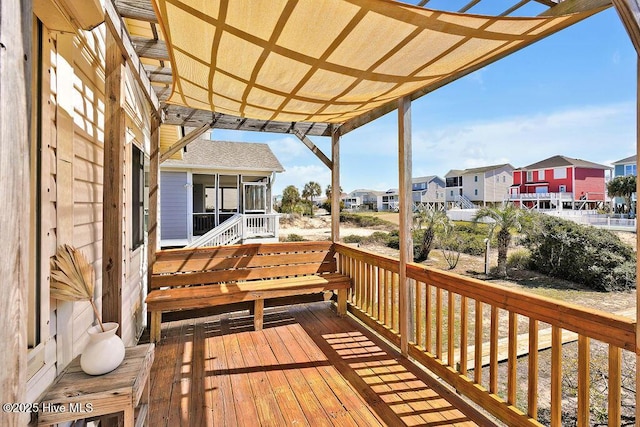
top-left (3, 0), bottom-right (640, 425)
top-left (108, 0), bottom-right (609, 347)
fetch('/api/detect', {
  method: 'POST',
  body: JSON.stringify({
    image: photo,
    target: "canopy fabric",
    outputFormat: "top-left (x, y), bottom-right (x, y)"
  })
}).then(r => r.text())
top-left (152, 0), bottom-right (604, 124)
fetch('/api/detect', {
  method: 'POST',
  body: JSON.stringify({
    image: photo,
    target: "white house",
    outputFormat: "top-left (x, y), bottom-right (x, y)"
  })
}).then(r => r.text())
top-left (343, 189), bottom-right (384, 210)
top-left (445, 164), bottom-right (514, 208)
top-left (412, 175), bottom-right (446, 209)
top-left (160, 138), bottom-right (284, 247)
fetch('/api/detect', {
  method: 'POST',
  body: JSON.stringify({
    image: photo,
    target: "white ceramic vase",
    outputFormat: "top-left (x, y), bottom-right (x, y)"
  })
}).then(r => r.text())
top-left (80, 322), bottom-right (125, 375)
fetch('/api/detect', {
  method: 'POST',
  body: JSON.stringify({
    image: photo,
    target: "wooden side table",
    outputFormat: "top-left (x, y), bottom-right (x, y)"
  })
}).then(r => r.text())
top-left (37, 344), bottom-right (154, 427)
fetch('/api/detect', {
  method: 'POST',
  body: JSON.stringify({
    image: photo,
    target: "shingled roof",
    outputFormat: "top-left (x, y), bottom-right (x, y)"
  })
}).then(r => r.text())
top-left (163, 139), bottom-right (284, 172)
top-left (445, 164), bottom-right (513, 177)
top-left (612, 154), bottom-right (637, 165)
top-left (523, 155), bottom-right (611, 170)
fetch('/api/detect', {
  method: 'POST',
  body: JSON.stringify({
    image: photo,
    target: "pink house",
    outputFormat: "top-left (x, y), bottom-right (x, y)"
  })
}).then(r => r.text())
top-left (510, 155), bottom-right (611, 210)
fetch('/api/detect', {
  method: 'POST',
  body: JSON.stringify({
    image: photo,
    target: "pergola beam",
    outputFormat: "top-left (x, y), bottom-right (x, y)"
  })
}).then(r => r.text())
top-left (611, 0), bottom-right (640, 53)
top-left (160, 122), bottom-right (212, 163)
top-left (293, 130), bottom-right (333, 169)
top-left (104, 0), bottom-right (160, 112)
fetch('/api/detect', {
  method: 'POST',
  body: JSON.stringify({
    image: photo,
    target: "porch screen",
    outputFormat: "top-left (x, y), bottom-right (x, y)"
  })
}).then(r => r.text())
top-left (151, 0), bottom-right (605, 123)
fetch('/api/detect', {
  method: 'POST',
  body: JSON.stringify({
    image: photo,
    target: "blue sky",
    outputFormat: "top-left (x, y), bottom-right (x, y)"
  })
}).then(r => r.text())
top-left (210, 6), bottom-right (637, 196)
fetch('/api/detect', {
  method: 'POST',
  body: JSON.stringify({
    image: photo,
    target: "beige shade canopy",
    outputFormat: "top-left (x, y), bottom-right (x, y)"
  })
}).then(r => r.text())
top-left (151, 0), bottom-right (605, 125)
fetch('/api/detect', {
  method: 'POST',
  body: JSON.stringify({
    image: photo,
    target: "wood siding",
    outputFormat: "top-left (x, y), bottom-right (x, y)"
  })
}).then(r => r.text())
top-left (27, 11), bottom-right (150, 402)
top-left (160, 171), bottom-right (189, 239)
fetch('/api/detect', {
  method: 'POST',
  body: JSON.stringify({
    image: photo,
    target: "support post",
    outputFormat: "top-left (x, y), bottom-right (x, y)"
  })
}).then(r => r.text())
top-left (331, 129), bottom-right (340, 242)
top-left (102, 27), bottom-right (126, 331)
top-left (147, 115), bottom-right (160, 300)
top-left (636, 57), bottom-right (640, 426)
top-left (398, 96), bottom-right (414, 356)
top-left (0, 0), bottom-right (31, 423)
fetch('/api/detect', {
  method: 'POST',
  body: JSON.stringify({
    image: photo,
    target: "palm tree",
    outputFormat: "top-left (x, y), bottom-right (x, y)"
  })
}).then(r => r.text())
top-left (302, 181), bottom-right (322, 216)
top-left (473, 204), bottom-right (525, 277)
top-left (607, 175), bottom-right (636, 214)
top-left (281, 185), bottom-right (301, 213)
top-left (413, 206), bottom-right (450, 261)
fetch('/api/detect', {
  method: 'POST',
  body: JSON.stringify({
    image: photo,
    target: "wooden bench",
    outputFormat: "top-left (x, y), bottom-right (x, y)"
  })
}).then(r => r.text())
top-left (146, 241), bottom-right (351, 342)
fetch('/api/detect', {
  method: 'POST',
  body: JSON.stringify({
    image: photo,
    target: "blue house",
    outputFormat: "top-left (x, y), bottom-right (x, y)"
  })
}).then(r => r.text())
top-left (612, 154), bottom-right (637, 177)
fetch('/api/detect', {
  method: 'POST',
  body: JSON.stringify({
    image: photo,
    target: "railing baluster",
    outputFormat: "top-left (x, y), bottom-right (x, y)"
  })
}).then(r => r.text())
top-left (425, 284), bottom-right (432, 354)
top-left (508, 312), bottom-right (517, 405)
top-left (490, 306), bottom-right (498, 394)
top-left (448, 291), bottom-right (455, 367)
top-left (436, 288), bottom-right (443, 360)
top-left (377, 266), bottom-right (382, 322)
top-left (368, 263), bottom-right (374, 316)
top-left (392, 272), bottom-right (398, 331)
top-left (608, 345), bottom-right (622, 427)
top-left (528, 319), bottom-right (538, 419)
top-left (551, 326), bottom-right (562, 426)
top-left (460, 295), bottom-right (468, 375)
top-left (384, 269), bottom-right (390, 327)
top-left (474, 300), bottom-right (483, 385)
top-left (416, 281), bottom-right (423, 349)
top-left (577, 335), bottom-right (590, 427)
top-left (357, 259), bottom-right (363, 308)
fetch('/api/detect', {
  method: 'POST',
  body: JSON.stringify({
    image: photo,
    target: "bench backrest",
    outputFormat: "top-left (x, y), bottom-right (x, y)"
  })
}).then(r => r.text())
top-left (151, 241), bottom-right (337, 289)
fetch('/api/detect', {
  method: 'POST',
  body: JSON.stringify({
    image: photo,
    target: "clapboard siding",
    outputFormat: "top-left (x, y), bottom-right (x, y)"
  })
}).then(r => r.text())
top-left (161, 171), bottom-right (188, 239)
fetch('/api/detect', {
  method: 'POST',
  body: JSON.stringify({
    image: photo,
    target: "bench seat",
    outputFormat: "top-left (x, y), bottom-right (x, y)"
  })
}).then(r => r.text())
top-left (147, 242), bottom-right (351, 343)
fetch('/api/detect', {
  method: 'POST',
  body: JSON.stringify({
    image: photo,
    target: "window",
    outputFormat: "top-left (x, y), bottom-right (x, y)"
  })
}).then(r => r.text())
top-left (474, 189), bottom-right (478, 196)
top-left (503, 176), bottom-right (506, 183)
top-left (243, 183), bottom-right (267, 212)
top-left (624, 164), bottom-right (637, 176)
top-left (526, 171), bottom-right (533, 182)
top-left (450, 190), bottom-right (454, 196)
top-left (474, 175), bottom-right (478, 182)
top-left (131, 144), bottom-right (145, 250)
top-left (554, 168), bottom-right (567, 179)
top-left (29, 19), bottom-right (45, 350)
top-left (538, 170), bottom-right (545, 180)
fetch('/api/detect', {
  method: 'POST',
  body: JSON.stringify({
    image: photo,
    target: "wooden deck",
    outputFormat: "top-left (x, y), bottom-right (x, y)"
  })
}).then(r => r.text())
top-left (146, 301), bottom-right (496, 426)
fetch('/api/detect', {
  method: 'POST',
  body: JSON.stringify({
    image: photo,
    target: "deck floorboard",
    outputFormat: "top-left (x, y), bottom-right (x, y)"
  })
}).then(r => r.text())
top-left (146, 302), bottom-right (496, 426)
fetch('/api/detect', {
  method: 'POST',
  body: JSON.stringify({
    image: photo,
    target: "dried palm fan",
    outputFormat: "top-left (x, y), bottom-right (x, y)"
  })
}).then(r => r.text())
top-left (50, 244), bottom-right (104, 332)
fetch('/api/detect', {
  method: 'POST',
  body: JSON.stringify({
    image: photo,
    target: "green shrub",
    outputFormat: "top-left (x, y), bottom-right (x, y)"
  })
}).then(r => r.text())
top-left (340, 213), bottom-right (396, 229)
top-left (523, 215), bottom-right (635, 291)
top-left (507, 249), bottom-right (530, 270)
top-left (282, 233), bottom-right (307, 242)
top-left (453, 222), bottom-right (496, 256)
top-left (342, 234), bottom-right (363, 244)
top-left (360, 231), bottom-right (393, 246)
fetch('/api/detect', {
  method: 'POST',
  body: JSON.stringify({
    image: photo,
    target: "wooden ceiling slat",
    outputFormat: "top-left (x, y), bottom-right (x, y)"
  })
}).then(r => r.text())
top-left (115, 0), bottom-right (158, 23)
top-left (145, 65), bottom-right (172, 84)
top-left (131, 36), bottom-right (169, 60)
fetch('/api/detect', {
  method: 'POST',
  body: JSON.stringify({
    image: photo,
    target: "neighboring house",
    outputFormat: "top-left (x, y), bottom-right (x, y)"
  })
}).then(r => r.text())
top-left (510, 155), bottom-right (611, 210)
top-left (612, 154), bottom-right (637, 177)
top-left (412, 175), bottom-right (446, 209)
top-left (445, 164), bottom-right (514, 208)
top-left (611, 154), bottom-right (637, 211)
top-left (160, 138), bottom-right (284, 247)
top-left (378, 189), bottom-right (400, 211)
top-left (343, 189), bottom-right (383, 210)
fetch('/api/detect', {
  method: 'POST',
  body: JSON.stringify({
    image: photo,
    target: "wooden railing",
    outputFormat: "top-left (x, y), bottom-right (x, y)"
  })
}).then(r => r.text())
top-left (334, 243), bottom-right (636, 426)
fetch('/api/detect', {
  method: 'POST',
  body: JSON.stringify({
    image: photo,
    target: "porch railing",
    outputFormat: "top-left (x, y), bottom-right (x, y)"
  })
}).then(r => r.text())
top-left (243, 213), bottom-right (280, 239)
top-left (187, 213), bottom-right (280, 248)
top-left (334, 243), bottom-right (636, 426)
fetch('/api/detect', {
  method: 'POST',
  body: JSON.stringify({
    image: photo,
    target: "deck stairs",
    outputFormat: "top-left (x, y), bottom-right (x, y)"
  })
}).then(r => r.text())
top-left (186, 214), bottom-right (242, 248)
top-left (454, 194), bottom-right (475, 209)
